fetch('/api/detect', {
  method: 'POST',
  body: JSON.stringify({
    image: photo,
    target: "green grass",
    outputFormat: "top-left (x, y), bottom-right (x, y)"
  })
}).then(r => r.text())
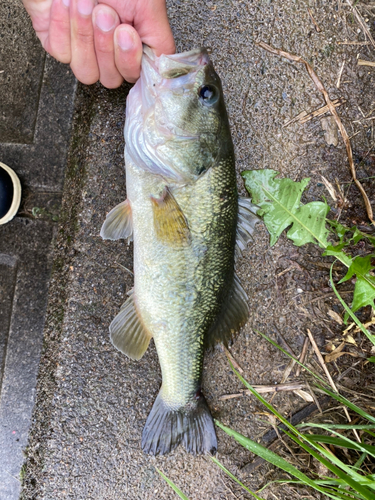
top-left (158, 323), bottom-right (375, 499)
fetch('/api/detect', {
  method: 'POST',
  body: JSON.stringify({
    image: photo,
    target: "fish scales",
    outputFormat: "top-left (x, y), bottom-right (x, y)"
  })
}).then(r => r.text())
top-left (101, 47), bottom-right (258, 455)
top-left (128, 155), bottom-right (238, 408)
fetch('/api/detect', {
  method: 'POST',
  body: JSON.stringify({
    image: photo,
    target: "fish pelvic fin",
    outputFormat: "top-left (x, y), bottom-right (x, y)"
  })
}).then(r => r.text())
top-left (110, 291), bottom-right (152, 360)
top-left (235, 196), bottom-right (259, 258)
top-left (142, 391), bottom-right (217, 456)
top-left (100, 199), bottom-right (133, 242)
top-left (151, 187), bottom-right (190, 247)
top-left (205, 273), bottom-right (249, 349)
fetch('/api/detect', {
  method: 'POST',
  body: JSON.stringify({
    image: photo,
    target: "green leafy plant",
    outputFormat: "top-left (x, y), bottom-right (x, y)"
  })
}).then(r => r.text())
top-left (32, 206), bottom-right (59, 222)
top-left (215, 355), bottom-right (375, 500)
top-left (242, 169), bottom-right (375, 335)
top-left (158, 348), bottom-right (375, 500)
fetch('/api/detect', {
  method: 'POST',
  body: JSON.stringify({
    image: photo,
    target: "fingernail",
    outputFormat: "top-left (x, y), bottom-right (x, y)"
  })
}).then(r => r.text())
top-left (62, 0), bottom-right (70, 7)
top-left (95, 9), bottom-right (116, 32)
top-left (77, 0), bottom-right (94, 16)
top-left (117, 28), bottom-right (134, 51)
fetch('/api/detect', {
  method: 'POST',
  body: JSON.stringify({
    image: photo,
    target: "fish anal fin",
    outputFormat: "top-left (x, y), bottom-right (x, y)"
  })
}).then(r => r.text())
top-left (110, 292), bottom-right (152, 360)
top-left (151, 187), bottom-right (190, 246)
top-left (205, 274), bottom-right (249, 349)
top-left (100, 199), bottom-right (133, 241)
top-left (236, 196), bottom-right (259, 257)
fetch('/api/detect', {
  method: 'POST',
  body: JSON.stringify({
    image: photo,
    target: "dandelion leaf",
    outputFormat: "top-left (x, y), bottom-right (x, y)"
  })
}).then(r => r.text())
top-left (351, 275), bottom-right (375, 314)
top-left (339, 256), bottom-right (375, 320)
top-left (242, 169), bottom-right (330, 248)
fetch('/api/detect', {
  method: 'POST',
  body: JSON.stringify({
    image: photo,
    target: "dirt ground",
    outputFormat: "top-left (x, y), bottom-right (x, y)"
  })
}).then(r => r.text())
top-left (22, 1), bottom-right (375, 499)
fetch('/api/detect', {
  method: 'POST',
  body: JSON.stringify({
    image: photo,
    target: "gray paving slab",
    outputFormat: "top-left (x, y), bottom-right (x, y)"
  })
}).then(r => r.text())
top-left (0, 2), bottom-right (77, 193)
top-left (0, 2), bottom-right (45, 144)
top-left (18, 0), bottom-right (375, 499)
top-left (0, 219), bottom-right (54, 499)
top-left (0, 2), bottom-right (77, 499)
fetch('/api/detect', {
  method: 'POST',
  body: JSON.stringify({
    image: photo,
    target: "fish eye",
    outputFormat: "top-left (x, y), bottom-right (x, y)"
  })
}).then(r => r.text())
top-left (198, 85), bottom-right (218, 106)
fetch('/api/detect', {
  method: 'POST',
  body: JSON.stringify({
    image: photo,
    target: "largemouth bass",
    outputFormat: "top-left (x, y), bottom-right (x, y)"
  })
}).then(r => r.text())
top-left (101, 47), bottom-right (258, 455)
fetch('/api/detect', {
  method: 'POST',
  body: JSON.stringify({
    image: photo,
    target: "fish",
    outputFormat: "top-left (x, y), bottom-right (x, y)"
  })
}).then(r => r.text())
top-left (100, 46), bottom-right (258, 455)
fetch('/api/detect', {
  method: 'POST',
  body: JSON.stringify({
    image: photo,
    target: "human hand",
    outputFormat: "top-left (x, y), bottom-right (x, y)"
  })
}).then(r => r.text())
top-left (22, 0), bottom-right (175, 88)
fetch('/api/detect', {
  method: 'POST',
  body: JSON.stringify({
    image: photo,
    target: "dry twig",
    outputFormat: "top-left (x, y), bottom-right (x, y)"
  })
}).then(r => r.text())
top-left (306, 329), bottom-right (361, 443)
top-left (284, 99), bottom-right (344, 127)
top-left (295, 337), bottom-right (309, 377)
top-left (336, 60), bottom-right (346, 88)
top-left (358, 59), bottom-right (375, 67)
top-left (307, 7), bottom-right (321, 32)
top-left (219, 382), bottom-right (307, 401)
top-left (256, 40), bottom-right (374, 225)
top-left (224, 347), bottom-right (244, 374)
top-left (337, 40), bottom-right (370, 45)
top-left (345, 0), bottom-right (375, 50)
top-left (114, 262), bottom-right (133, 275)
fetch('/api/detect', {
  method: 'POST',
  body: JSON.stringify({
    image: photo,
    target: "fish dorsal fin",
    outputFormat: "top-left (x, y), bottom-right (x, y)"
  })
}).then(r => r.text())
top-left (151, 187), bottom-right (190, 246)
top-left (110, 290), bottom-right (152, 360)
top-left (100, 199), bottom-right (133, 242)
top-left (236, 196), bottom-right (259, 258)
top-left (205, 273), bottom-right (249, 349)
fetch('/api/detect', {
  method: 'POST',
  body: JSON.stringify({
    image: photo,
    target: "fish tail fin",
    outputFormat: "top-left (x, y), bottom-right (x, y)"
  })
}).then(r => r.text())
top-left (141, 391), bottom-right (217, 455)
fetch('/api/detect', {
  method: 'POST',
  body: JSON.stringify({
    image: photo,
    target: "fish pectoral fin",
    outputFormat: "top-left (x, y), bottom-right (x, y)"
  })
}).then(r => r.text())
top-left (205, 273), bottom-right (249, 349)
top-left (151, 187), bottom-right (190, 246)
top-left (235, 196), bottom-right (259, 258)
top-left (110, 291), bottom-right (152, 360)
top-left (100, 199), bottom-right (133, 241)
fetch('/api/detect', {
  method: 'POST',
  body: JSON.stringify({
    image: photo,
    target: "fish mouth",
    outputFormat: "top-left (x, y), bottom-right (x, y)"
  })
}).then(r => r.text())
top-left (141, 46), bottom-right (211, 99)
top-left (140, 47), bottom-right (212, 142)
top-left (143, 46), bottom-right (210, 80)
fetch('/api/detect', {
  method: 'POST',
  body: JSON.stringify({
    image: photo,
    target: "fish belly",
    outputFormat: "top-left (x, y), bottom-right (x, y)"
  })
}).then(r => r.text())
top-left (127, 162), bottom-right (206, 406)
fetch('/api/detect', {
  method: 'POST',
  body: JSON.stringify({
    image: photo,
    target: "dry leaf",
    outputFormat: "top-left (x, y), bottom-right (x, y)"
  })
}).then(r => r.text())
top-left (294, 389), bottom-right (314, 402)
top-left (344, 317), bottom-right (375, 336)
top-left (343, 322), bottom-right (356, 334)
top-left (321, 117), bottom-right (339, 147)
top-left (325, 342), bottom-right (345, 362)
top-left (343, 333), bottom-right (357, 345)
top-left (327, 309), bottom-right (343, 324)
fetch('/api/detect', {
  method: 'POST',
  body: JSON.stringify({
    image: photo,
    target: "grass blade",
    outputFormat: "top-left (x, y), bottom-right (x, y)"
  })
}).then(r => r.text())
top-left (354, 453), bottom-right (368, 471)
top-left (306, 434), bottom-right (375, 458)
top-left (314, 383), bottom-right (375, 425)
top-left (155, 468), bottom-right (190, 500)
top-left (256, 330), bottom-right (329, 386)
top-left (210, 456), bottom-right (266, 500)
top-left (228, 363), bottom-right (375, 496)
top-left (215, 421), bottom-right (340, 499)
top-left (216, 420), bottom-right (369, 500)
top-left (297, 424), bottom-right (375, 430)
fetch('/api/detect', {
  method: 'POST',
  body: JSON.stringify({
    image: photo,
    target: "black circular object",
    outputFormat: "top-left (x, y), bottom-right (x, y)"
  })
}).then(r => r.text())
top-left (0, 165), bottom-right (14, 219)
top-left (198, 85), bottom-right (218, 105)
